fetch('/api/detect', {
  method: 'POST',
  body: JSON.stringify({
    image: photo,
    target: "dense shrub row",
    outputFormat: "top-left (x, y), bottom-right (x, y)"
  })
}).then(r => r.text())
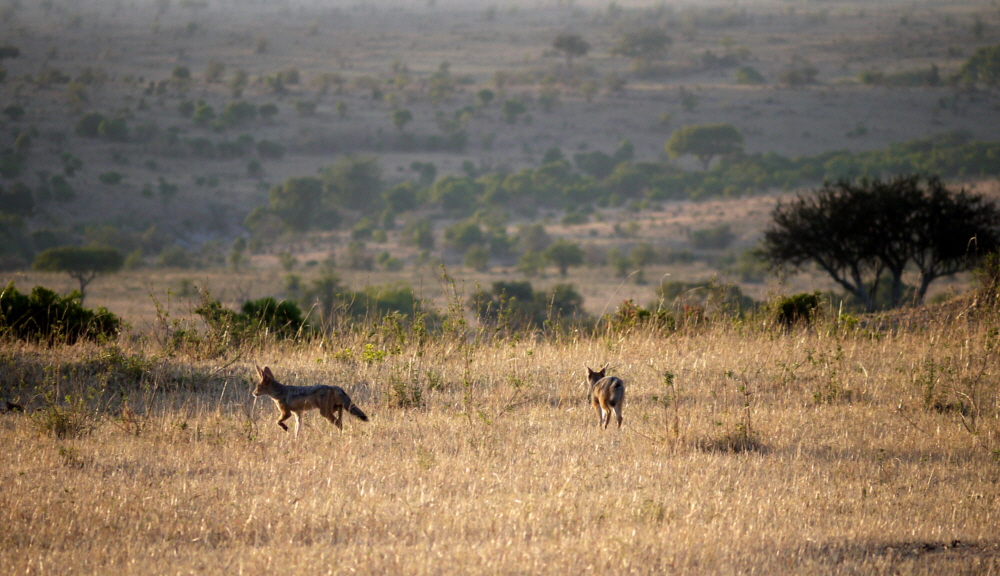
top-left (0, 283), bottom-right (120, 344)
top-left (248, 132), bottom-right (1000, 236)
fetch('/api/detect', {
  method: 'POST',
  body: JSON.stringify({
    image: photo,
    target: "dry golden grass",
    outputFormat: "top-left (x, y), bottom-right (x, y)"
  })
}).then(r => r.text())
top-left (2, 305), bottom-right (1000, 574)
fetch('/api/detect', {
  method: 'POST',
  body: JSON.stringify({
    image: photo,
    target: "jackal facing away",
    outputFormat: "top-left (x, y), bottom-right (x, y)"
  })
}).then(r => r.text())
top-left (252, 366), bottom-right (368, 437)
top-left (586, 364), bottom-right (625, 429)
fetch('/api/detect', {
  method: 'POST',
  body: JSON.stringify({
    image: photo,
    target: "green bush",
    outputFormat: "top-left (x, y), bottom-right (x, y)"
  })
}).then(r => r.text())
top-left (656, 280), bottom-right (755, 312)
top-left (97, 117), bottom-right (129, 141)
top-left (0, 282), bottom-right (121, 344)
top-left (241, 297), bottom-right (310, 338)
top-left (193, 296), bottom-right (311, 350)
top-left (689, 224), bottom-right (736, 249)
top-left (607, 299), bottom-right (675, 334)
top-left (219, 100), bottom-right (257, 126)
top-left (75, 112), bottom-right (105, 137)
top-left (774, 292), bottom-right (822, 326)
top-left (471, 281), bottom-right (584, 330)
top-left (342, 283), bottom-right (423, 319)
top-left (734, 66), bottom-right (765, 85)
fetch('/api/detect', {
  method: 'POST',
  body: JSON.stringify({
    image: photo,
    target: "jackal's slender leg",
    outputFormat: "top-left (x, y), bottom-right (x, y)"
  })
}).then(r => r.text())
top-left (594, 403), bottom-right (604, 427)
top-left (294, 412), bottom-right (302, 439)
top-left (319, 403), bottom-right (336, 425)
top-left (335, 406), bottom-right (343, 430)
top-left (613, 403), bottom-right (623, 428)
top-left (277, 407), bottom-right (292, 432)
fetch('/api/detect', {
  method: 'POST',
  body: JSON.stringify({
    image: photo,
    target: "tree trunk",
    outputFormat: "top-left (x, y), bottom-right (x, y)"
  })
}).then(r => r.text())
top-left (888, 267), bottom-right (906, 308)
top-left (916, 272), bottom-right (936, 305)
top-left (71, 271), bottom-right (96, 303)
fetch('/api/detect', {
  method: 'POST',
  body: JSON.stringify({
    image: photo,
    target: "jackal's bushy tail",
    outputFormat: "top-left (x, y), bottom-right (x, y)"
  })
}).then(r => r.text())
top-left (349, 404), bottom-right (369, 422)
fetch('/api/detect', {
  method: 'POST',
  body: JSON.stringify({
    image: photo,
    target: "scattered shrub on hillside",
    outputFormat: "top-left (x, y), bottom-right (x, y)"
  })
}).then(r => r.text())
top-left (256, 139), bottom-right (285, 159)
top-left (734, 66), bottom-right (765, 85)
top-left (472, 281), bottom-right (584, 331)
top-left (240, 133), bottom-right (1000, 231)
top-left (778, 65), bottom-right (819, 85)
top-left (655, 279), bottom-right (755, 314)
top-left (219, 100), bottom-right (257, 127)
top-left (774, 291), bottom-right (822, 327)
top-left (955, 43), bottom-right (1000, 88)
top-left (258, 103), bottom-right (278, 120)
top-left (606, 299), bottom-right (675, 334)
top-left (2, 104), bottom-right (25, 121)
top-left (402, 219), bottom-right (435, 250)
top-left (0, 182), bottom-right (34, 217)
top-left (343, 283), bottom-right (423, 320)
top-left (98, 117), bottom-right (129, 141)
top-left (0, 215), bottom-right (34, 270)
top-left (689, 224), bottom-right (736, 250)
top-left (295, 99), bottom-right (317, 117)
top-left (0, 282), bottom-right (120, 344)
top-left (75, 111), bottom-right (105, 137)
top-left (156, 246), bottom-right (197, 269)
top-left (193, 296), bottom-right (311, 352)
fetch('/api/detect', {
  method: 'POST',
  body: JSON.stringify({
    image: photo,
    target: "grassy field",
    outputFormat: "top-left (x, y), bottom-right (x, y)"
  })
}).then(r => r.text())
top-left (3, 0), bottom-right (1000, 571)
top-left (2, 292), bottom-right (999, 574)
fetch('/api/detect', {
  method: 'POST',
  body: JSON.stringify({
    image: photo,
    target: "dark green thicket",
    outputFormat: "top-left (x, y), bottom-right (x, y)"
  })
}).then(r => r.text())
top-left (0, 282), bottom-right (120, 344)
top-left (471, 281), bottom-right (584, 330)
top-left (655, 280), bottom-right (756, 313)
top-left (606, 299), bottom-right (676, 334)
top-left (240, 297), bottom-right (309, 337)
top-left (774, 292), bottom-right (822, 326)
top-left (193, 296), bottom-right (311, 351)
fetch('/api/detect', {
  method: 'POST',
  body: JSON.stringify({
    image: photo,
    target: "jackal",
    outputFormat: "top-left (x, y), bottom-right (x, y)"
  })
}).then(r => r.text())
top-left (586, 364), bottom-right (625, 429)
top-left (252, 366), bottom-right (368, 437)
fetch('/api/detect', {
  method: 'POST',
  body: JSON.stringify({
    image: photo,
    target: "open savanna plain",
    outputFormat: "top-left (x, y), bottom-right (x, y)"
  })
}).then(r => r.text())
top-left (2, 294), bottom-right (1000, 575)
top-left (6, 0), bottom-right (1000, 572)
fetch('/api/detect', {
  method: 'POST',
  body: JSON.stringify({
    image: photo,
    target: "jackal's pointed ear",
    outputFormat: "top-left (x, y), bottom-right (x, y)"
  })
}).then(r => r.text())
top-left (586, 365), bottom-right (595, 376)
top-left (263, 366), bottom-right (274, 378)
top-left (255, 365), bottom-right (263, 376)
top-left (601, 362), bottom-right (609, 372)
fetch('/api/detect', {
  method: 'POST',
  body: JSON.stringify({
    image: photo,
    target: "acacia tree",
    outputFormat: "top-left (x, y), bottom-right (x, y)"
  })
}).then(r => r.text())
top-left (33, 246), bottom-right (123, 302)
top-left (544, 239), bottom-right (584, 276)
top-left (552, 34), bottom-right (590, 74)
top-left (957, 43), bottom-right (1000, 88)
top-left (760, 175), bottom-right (1000, 311)
top-left (910, 177), bottom-right (1000, 301)
top-left (665, 124), bottom-right (744, 170)
top-left (321, 156), bottom-right (383, 213)
top-left (269, 177), bottom-right (323, 230)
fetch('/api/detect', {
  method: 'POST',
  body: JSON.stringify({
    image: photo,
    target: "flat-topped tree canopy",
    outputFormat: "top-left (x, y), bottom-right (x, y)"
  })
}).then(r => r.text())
top-left (32, 245), bottom-right (123, 303)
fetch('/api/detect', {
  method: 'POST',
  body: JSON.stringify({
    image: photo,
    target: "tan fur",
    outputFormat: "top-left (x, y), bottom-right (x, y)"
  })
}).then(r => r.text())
top-left (252, 365), bottom-right (368, 437)
top-left (586, 364), bottom-right (625, 429)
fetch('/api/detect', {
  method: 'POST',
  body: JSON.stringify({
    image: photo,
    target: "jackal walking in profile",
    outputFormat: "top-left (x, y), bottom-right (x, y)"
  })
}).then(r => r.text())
top-left (252, 366), bottom-right (368, 437)
top-left (586, 364), bottom-right (625, 429)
